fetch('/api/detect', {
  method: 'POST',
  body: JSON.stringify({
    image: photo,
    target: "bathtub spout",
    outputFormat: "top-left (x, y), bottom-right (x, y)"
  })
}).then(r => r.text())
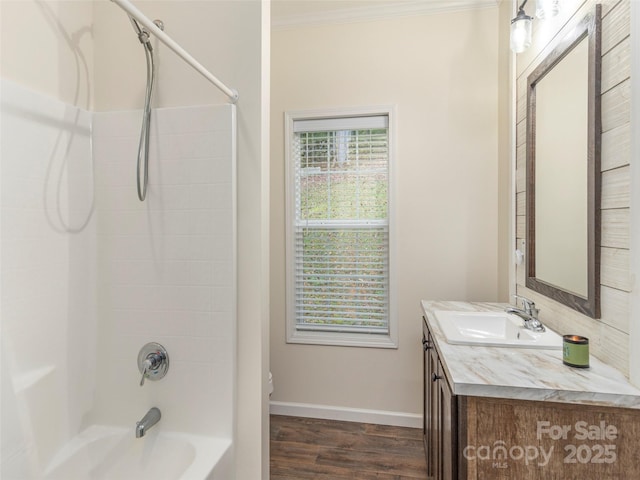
top-left (136, 407), bottom-right (161, 438)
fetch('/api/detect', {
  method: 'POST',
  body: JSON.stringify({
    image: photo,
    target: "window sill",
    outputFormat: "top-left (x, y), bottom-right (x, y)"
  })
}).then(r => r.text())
top-left (287, 329), bottom-right (398, 349)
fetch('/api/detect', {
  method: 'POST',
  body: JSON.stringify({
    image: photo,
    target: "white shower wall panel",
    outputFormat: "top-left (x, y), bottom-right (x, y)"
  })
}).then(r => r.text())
top-left (0, 79), bottom-right (97, 472)
top-left (91, 104), bottom-right (236, 438)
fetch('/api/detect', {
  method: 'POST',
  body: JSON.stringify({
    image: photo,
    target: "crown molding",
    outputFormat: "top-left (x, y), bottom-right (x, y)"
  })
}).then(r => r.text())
top-left (272, 0), bottom-right (500, 31)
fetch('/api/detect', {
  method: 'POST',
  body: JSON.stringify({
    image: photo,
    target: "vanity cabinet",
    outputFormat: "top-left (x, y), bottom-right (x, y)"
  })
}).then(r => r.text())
top-left (421, 309), bottom-right (640, 480)
top-left (422, 317), bottom-right (457, 480)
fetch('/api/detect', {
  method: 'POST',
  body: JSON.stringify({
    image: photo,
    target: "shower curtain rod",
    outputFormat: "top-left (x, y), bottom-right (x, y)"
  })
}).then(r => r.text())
top-left (111, 0), bottom-right (239, 104)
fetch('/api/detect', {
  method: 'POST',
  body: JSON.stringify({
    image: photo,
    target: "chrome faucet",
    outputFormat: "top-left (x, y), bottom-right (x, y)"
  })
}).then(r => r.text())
top-left (136, 407), bottom-right (161, 438)
top-left (138, 343), bottom-right (169, 387)
top-left (505, 295), bottom-right (545, 332)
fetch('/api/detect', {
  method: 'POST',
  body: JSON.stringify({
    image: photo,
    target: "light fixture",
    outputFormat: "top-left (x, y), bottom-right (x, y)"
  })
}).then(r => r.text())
top-left (536, 0), bottom-right (561, 20)
top-left (510, 0), bottom-right (533, 53)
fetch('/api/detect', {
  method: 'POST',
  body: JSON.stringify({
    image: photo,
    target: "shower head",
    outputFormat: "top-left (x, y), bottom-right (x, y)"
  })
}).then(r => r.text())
top-left (128, 16), bottom-right (151, 47)
top-left (128, 15), bottom-right (142, 34)
top-left (128, 16), bottom-right (144, 38)
top-left (128, 15), bottom-right (164, 47)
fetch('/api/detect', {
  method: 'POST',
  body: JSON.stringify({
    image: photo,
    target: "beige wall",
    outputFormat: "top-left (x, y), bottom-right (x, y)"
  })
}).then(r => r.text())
top-left (2, 1), bottom-right (270, 477)
top-left (0, 0), bottom-right (94, 109)
top-left (271, 7), bottom-right (502, 416)
top-left (498, 0), bottom-right (513, 303)
top-left (515, 0), bottom-right (632, 376)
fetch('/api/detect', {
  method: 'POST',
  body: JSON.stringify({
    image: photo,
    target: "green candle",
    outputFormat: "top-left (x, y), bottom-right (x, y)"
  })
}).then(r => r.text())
top-left (563, 335), bottom-right (589, 368)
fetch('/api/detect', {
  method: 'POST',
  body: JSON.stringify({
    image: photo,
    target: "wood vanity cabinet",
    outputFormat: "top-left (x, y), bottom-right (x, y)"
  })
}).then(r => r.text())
top-left (422, 315), bottom-right (640, 480)
top-left (423, 317), bottom-right (457, 480)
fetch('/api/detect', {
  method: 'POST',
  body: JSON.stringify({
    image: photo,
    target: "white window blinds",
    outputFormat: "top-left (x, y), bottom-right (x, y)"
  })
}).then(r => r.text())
top-left (291, 115), bottom-right (390, 334)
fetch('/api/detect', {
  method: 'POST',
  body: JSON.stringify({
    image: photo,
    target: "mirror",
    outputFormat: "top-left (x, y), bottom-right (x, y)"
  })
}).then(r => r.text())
top-left (526, 6), bottom-right (601, 318)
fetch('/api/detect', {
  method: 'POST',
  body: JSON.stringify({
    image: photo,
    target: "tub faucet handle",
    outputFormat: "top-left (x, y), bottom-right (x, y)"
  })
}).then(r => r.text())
top-left (139, 358), bottom-right (152, 386)
top-left (140, 364), bottom-right (147, 386)
top-left (137, 343), bottom-right (169, 387)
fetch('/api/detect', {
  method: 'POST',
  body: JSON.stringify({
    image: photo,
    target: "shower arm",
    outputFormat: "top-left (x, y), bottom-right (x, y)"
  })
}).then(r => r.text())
top-left (110, 0), bottom-right (239, 104)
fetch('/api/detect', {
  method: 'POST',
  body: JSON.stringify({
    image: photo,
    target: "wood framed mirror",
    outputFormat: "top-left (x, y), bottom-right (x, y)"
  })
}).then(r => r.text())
top-left (526, 5), bottom-right (602, 318)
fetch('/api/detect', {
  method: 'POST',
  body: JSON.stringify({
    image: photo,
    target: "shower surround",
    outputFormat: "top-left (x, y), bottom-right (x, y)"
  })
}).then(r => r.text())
top-left (1, 79), bottom-right (236, 479)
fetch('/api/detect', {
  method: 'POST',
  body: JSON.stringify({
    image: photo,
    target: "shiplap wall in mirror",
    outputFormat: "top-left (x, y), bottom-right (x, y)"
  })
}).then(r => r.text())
top-left (515, 0), bottom-right (631, 375)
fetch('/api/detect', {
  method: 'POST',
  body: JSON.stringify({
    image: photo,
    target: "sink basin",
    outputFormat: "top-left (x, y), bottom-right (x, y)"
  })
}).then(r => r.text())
top-left (433, 310), bottom-right (562, 349)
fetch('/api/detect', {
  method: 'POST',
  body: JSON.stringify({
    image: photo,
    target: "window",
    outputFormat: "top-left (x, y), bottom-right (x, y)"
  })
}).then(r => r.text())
top-left (285, 107), bottom-right (396, 348)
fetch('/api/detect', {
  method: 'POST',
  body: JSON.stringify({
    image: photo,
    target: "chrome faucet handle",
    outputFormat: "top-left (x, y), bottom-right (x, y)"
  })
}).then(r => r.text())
top-left (513, 294), bottom-right (537, 316)
top-left (138, 343), bottom-right (169, 387)
top-left (139, 363), bottom-right (148, 386)
top-left (139, 357), bottom-right (154, 387)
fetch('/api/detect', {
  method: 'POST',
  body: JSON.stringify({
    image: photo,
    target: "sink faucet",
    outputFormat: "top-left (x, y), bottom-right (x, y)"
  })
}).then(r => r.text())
top-left (136, 407), bottom-right (161, 438)
top-left (505, 295), bottom-right (545, 332)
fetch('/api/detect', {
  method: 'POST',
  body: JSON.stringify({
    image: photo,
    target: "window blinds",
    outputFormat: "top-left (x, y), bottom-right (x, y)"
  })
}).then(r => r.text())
top-left (292, 115), bottom-right (390, 334)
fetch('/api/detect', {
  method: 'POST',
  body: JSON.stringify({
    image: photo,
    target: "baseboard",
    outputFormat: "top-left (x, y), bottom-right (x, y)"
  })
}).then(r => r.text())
top-left (269, 401), bottom-right (422, 428)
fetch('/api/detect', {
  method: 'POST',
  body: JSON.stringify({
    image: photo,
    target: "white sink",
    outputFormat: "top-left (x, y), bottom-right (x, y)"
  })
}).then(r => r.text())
top-left (433, 310), bottom-right (562, 349)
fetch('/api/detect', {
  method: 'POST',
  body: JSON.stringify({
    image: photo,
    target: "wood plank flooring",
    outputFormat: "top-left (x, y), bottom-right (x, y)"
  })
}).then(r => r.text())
top-left (270, 415), bottom-right (428, 479)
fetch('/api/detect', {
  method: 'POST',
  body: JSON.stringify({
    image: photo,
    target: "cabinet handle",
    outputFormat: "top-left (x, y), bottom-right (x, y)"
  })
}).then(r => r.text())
top-left (432, 372), bottom-right (442, 382)
top-left (422, 338), bottom-right (432, 351)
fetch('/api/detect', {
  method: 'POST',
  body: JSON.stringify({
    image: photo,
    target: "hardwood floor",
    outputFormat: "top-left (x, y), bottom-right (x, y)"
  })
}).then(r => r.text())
top-left (270, 415), bottom-right (428, 479)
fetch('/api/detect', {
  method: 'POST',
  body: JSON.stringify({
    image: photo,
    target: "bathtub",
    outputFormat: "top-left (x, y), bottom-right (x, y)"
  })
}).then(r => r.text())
top-left (42, 425), bottom-right (231, 480)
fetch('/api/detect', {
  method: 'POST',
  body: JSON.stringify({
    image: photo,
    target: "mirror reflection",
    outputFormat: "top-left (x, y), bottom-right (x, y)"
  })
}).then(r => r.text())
top-left (534, 36), bottom-right (588, 297)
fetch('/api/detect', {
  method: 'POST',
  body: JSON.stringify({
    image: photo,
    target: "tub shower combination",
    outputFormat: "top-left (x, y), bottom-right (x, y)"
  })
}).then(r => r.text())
top-left (1, 1), bottom-right (237, 478)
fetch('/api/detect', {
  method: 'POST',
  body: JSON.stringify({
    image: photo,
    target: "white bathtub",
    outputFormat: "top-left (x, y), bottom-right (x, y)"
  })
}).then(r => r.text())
top-left (42, 425), bottom-right (231, 480)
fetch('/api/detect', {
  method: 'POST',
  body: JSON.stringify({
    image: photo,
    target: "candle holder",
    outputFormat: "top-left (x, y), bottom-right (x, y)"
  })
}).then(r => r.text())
top-left (562, 335), bottom-right (589, 368)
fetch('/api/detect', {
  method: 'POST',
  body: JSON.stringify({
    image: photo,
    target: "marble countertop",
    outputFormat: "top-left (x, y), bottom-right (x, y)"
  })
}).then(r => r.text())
top-left (421, 300), bottom-right (640, 409)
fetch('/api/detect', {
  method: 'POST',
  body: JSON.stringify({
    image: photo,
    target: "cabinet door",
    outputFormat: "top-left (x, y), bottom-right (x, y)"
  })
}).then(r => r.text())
top-left (438, 360), bottom-right (457, 480)
top-left (422, 331), bottom-right (429, 472)
top-left (422, 320), bottom-right (435, 477)
top-left (430, 340), bottom-right (441, 479)
top-left (423, 318), bottom-right (457, 480)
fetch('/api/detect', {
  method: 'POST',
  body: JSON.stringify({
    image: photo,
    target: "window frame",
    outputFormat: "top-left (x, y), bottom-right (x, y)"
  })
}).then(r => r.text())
top-left (284, 105), bottom-right (397, 348)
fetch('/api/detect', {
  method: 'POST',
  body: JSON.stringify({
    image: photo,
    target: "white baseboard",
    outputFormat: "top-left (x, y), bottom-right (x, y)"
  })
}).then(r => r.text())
top-left (269, 401), bottom-right (422, 429)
